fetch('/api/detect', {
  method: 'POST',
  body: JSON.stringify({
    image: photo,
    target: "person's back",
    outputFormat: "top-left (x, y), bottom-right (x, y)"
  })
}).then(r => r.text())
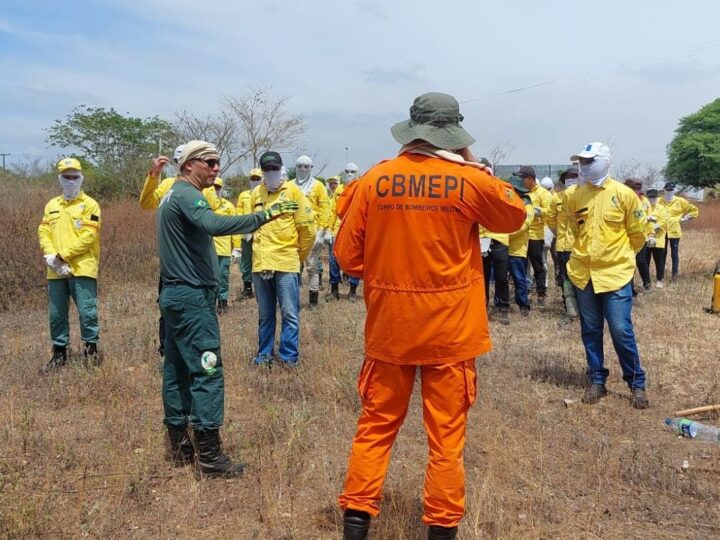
top-left (335, 93), bottom-right (526, 540)
top-left (339, 153), bottom-right (525, 363)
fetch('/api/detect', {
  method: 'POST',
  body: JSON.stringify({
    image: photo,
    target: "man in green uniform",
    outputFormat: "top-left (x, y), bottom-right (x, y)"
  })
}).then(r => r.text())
top-left (158, 140), bottom-right (298, 477)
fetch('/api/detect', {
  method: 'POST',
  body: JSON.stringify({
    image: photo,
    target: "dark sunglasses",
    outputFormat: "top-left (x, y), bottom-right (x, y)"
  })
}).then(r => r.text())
top-left (61, 174), bottom-right (81, 181)
top-left (196, 158), bottom-right (220, 169)
top-left (578, 157), bottom-right (595, 165)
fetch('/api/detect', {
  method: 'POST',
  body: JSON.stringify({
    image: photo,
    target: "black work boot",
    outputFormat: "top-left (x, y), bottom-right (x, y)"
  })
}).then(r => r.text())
top-left (83, 342), bottom-right (101, 367)
top-left (167, 426), bottom-right (195, 467)
top-left (348, 284), bottom-right (358, 302)
top-left (326, 283), bottom-right (340, 301)
top-left (217, 299), bottom-right (228, 314)
top-left (41, 345), bottom-right (67, 373)
top-left (428, 525), bottom-right (458, 539)
top-left (309, 290), bottom-right (319, 307)
top-left (497, 307), bottom-right (510, 326)
top-left (194, 429), bottom-right (245, 479)
top-left (343, 509), bottom-right (371, 540)
top-left (241, 282), bottom-right (254, 299)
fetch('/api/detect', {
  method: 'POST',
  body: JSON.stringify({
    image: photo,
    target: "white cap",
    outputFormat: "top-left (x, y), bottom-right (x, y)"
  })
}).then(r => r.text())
top-left (570, 142), bottom-right (611, 161)
top-left (540, 177), bottom-right (554, 190)
top-left (173, 144), bottom-right (185, 163)
top-left (295, 155), bottom-right (313, 167)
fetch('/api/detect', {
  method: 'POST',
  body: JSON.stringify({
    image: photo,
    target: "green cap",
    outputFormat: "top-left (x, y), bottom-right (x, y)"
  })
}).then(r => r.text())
top-left (508, 175), bottom-right (529, 194)
top-left (391, 92), bottom-right (475, 151)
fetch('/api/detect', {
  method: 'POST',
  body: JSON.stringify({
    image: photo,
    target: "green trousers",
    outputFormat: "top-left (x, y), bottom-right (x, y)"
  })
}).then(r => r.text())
top-left (160, 283), bottom-right (224, 431)
top-left (217, 256), bottom-right (231, 300)
top-left (239, 238), bottom-right (253, 284)
top-left (48, 277), bottom-right (99, 347)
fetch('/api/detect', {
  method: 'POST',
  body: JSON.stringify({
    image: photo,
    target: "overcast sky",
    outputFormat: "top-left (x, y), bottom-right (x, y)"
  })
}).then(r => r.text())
top-left (1, 0), bottom-right (719, 175)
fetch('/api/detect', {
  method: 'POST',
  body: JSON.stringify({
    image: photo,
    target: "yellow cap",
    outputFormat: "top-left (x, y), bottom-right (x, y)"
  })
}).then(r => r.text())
top-left (213, 177), bottom-right (224, 188)
top-left (250, 168), bottom-right (262, 178)
top-left (328, 175), bottom-right (340, 183)
top-left (57, 157), bottom-right (82, 173)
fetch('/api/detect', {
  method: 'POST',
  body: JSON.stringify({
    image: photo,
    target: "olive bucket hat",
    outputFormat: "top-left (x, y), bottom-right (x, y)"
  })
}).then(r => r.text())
top-left (391, 92), bottom-right (475, 151)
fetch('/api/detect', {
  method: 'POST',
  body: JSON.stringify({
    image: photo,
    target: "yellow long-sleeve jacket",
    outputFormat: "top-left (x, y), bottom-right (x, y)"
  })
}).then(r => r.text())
top-left (295, 178), bottom-right (332, 229)
top-left (508, 203), bottom-right (536, 257)
top-left (647, 202), bottom-right (669, 249)
top-left (527, 184), bottom-right (553, 241)
top-left (479, 227), bottom-right (510, 246)
top-left (658, 195), bottom-right (699, 239)
top-left (566, 177), bottom-right (646, 293)
top-left (250, 181), bottom-right (316, 272)
top-left (236, 189), bottom-right (252, 216)
top-left (545, 190), bottom-right (561, 232)
top-left (139, 174), bottom-right (220, 211)
top-left (38, 192), bottom-right (101, 279)
top-left (212, 197), bottom-right (241, 257)
top-left (556, 184), bottom-right (578, 252)
top-left (329, 184), bottom-right (345, 235)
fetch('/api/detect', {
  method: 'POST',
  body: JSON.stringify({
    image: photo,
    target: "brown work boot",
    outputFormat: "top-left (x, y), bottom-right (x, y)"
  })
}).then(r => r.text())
top-left (497, 307), bottom-right (510, 326)
top-left (582, 384), bottom-right (607, 404)
top-left (631, 388), bottom-right (649, 409)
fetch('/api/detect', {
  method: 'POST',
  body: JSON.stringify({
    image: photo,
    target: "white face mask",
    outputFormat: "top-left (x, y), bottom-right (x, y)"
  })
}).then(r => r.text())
top-left (344, 170), bottom-right (358, 183)
top-left (58, 173), bottom-right (84, 200)
top-left (664, 192), bottom-right (674, 201)
top-left (648, 198), bottom-right (658, 206)
top-left (565, 177), bottom-right (579, 188)
top-left (295, 166), bottom-right (312, 183)
top-left (263, 169), bottom-right (284, 192)
top-left (579, 157), bottom-right (610, 186)
top-left (250, 178), bottom-right (261, 190)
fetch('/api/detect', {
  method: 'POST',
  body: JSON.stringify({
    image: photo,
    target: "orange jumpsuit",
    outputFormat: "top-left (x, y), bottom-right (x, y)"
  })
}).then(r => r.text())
top-left (335, 153), bottom-right (526, 527)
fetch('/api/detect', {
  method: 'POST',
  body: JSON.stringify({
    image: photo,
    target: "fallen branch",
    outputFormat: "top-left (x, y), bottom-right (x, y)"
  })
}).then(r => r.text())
top-left (675, 404), bottom-right (720, 417)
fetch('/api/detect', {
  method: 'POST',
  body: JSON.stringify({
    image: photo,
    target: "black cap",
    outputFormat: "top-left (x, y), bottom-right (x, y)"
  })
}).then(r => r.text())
top-left (664, 182), bottom-right (676, 191)
top-left (259, 151), bottom-right (283, 171)
top-left (514, 165), bottom-right (536, 179)
top-left (646, 189), bottom-right (659, 198)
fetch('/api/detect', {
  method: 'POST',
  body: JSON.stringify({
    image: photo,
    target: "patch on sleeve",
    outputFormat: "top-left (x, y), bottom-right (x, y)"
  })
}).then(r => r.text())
top-left (633, 209), bottom-right (644, 219)
top-left (194, 199), bottom-right (208, 208)
top-left (90, 214), bottom-right (99, 222)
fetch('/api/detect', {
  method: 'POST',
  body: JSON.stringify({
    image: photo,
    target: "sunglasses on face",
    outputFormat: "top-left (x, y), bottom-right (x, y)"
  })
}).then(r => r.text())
top-left (263, 165), bottom-right (281, 172)
top-left (344, 170), bottom-right (356, 174)
top-left (196, 158), bottom-right (220, 169)
top-left (62, 174), bottom-right (81, 181)
top-left (579, 157), bottom-right (595, 165)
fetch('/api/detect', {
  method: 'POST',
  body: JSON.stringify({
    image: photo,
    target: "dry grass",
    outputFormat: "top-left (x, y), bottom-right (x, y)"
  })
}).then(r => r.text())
top-left (1, 189), bottom-right (719, 539)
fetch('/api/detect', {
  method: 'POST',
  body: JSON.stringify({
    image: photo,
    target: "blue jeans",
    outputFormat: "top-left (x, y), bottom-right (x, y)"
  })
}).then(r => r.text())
top-left (508, 256), bottom-right (530, 308)
top-left (668, 238), bottom-right (680, 277)
top-left (253, 272), bottom-right (300, 364)
top-left (574, 280), bottom-right (646, 389)
top-left (330, 239), bottom-right (359, 286)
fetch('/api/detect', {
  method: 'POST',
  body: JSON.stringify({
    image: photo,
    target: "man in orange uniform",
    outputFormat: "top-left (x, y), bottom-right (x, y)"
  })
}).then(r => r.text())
top-left (335, 93), bottom-right (527, 540)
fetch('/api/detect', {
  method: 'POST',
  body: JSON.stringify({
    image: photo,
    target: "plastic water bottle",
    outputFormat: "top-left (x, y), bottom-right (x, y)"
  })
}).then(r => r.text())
top-left (664, 418), bottom-right (720, 443)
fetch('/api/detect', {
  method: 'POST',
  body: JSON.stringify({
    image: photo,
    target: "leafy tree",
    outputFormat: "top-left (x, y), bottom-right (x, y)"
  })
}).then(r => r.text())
top-left (46, 105), bottom-right (178, 197)
top-left (665, 98), bottom-right (720, 188)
